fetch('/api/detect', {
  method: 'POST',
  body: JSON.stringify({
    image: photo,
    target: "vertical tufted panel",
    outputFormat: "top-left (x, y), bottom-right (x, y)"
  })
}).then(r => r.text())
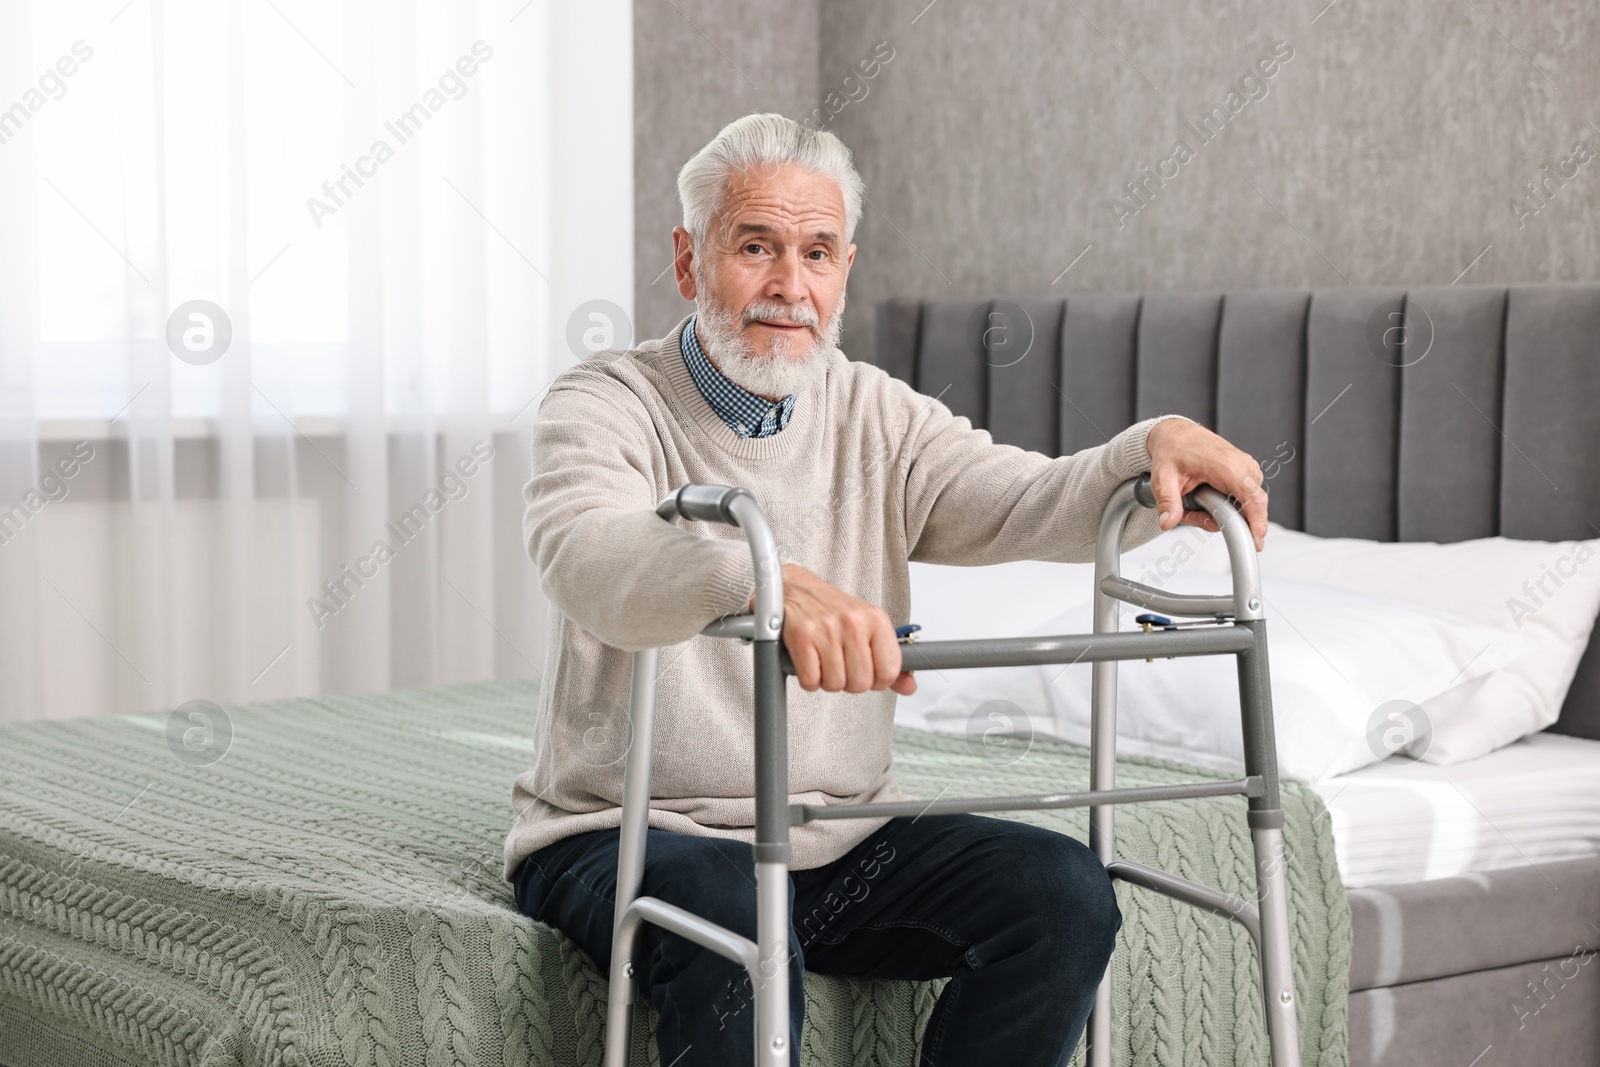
top-left (1303, 288), bottom-right (1405, 540)
top-left (1501, 285), bottom-right (1600, 739)
top-left (1396, 286), bottom-right (1507, 542)
top-left (985, 299), bottom-right (1064, 455)
top-left (1215, 291), bottom-right (1310, 530)
top-left (1499, 284), bottom-right (1600, 540)
top-left (875, 297), bottom-right (923, 389)
top-left (1059, 293), bottom-right (1141, 453)
top-left (1134, 291), bottom-right (1222, 428)
top-left (915, 300), bottom-right (989, 429)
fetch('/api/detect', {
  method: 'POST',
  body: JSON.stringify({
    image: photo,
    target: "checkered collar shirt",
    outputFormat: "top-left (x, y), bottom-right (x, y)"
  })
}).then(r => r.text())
top-left (680, 313), bottom-right (797, 439)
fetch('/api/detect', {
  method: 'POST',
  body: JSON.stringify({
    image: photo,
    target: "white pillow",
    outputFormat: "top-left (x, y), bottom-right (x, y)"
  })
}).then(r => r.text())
top-left (1232, 523), bottom-right (1600, 763)
top-left (904, 524), bottom-right (1233, 647)
top-left (899, 525), bottom-right (1251, 732)
top-left (902, 571), bottom-right (1536, 782)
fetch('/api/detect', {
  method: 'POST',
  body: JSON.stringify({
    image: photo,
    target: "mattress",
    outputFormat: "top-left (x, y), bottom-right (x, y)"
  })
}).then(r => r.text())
top-left (1315, 732), bottom-right (1600, 888)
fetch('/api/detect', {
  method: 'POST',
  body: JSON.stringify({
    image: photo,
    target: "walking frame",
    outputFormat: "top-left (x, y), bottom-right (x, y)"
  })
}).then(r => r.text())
top-left (602, 474), bottom-right (1301, 1067)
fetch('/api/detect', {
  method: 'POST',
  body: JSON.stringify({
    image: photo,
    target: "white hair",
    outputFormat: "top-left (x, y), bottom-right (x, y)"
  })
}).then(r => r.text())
top-left (676, 112), bottom-right (865, 247)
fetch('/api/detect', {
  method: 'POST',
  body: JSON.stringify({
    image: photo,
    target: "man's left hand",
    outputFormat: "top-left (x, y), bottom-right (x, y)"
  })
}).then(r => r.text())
top-left (1145, 418), bottom-right (1269, 551)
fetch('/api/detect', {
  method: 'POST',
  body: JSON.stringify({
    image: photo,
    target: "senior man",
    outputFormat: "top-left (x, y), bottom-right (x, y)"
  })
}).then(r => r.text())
top-left (505, 112), bottom-right (1268, 1065)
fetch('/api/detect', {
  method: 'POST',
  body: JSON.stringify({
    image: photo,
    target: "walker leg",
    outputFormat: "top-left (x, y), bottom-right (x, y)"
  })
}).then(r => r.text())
top-left (605, 648), bottom-right (660, 1067)
top-left (1085, 975), bottom-right (1113, 1067)
top-left (1085, 647), bottom-right (1118, 1067)
top-left (754, 862), bottom-right (790, 1063)
top-left (751, 639), bottom-right (792, 1065)
top-left (1236, 619), bottom-right (1301, 1067)
top-left (602, 956), bottom-right (636, 1067)
top-left (1253, 822), bottom-right (1301, 1067)
top-left (1085, 511), bottom-right (1126, 1067)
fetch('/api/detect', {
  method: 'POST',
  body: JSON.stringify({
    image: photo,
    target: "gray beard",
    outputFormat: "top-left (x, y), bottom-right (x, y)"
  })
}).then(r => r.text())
top-left (693, 268), bottom-right (844, 400)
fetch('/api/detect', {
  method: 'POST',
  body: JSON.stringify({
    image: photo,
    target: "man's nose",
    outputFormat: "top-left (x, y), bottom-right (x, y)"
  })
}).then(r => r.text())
top-left (764, 247), bottom-right (805, 302)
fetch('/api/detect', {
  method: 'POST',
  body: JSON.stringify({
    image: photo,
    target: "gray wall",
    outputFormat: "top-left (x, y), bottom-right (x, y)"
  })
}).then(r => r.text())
top-left (638, 0), bottom-right (1600, 362)
top-left (633, 0), bottom-right (819, 340)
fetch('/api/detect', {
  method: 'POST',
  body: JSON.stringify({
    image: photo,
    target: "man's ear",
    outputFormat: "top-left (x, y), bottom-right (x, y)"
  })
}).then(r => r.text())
top-left (672, 227), bottom-right (697, 301)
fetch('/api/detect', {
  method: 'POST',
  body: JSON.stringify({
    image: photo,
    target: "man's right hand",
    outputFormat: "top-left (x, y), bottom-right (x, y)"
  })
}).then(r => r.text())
top-left (749, 563), bottom-right (917, 697)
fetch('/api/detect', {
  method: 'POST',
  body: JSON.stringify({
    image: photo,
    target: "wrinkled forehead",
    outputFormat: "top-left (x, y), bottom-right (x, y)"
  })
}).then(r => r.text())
top-left (705, 163), bottom-right (847, 247)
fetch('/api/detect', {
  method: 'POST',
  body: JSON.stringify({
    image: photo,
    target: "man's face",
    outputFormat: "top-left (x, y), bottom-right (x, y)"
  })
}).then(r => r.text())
top-left (673, 162), bottom-right (855, 398)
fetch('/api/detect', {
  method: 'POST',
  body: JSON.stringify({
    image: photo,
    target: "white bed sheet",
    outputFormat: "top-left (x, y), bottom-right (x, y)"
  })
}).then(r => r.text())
top-left (1314, 731), bottom-right (1600, 887)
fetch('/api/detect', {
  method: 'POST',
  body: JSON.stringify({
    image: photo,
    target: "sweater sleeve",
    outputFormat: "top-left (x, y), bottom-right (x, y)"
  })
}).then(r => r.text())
top-left (900, 390), bottom-right (1194, 565)
top-left (523, 373), bottom-right (756, 651)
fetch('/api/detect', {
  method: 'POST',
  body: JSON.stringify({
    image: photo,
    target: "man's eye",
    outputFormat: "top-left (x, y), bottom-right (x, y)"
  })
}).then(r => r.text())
top-left (744, 243), bottom-right (764, 255)
top-left (808, 249), bottom-right (828, 260)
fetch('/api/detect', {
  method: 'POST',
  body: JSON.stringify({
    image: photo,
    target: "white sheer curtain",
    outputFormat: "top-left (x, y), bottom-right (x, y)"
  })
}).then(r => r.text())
top-left (0, 0), bottom-right (632, 723)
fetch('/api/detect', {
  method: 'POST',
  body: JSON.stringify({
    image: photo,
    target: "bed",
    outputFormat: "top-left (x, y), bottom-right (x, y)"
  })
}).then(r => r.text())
top-left (877, 283), bottom-right (1600, 1067)
top-left (4, 281), bottom-right (1598, 1067)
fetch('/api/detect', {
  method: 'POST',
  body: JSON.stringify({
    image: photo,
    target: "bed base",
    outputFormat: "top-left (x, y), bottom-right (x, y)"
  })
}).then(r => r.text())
top-left (1345, 853), bottom-right (1600, 1067)
top-left (600, 474), bottom-right (1302, 1066)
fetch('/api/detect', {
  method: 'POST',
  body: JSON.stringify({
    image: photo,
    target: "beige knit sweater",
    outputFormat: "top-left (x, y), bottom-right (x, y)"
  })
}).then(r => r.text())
top-left (502, 314), bottom-right (1179, 879)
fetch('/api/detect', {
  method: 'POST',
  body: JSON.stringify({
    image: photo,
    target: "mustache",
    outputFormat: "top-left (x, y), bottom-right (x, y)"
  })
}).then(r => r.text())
top-left (742, 300), bottom-right (820, 329)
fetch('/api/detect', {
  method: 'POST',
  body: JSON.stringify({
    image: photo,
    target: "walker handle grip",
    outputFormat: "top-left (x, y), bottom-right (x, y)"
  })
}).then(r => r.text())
top-left (1132, 472), bottom-right (1207, 515)
top-left (657, 484), bottom-right (755, 525)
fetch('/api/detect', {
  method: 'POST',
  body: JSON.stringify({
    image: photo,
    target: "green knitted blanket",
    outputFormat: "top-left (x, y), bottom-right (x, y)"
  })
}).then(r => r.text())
top-left (0, 679), bottom-right (1349, 1067)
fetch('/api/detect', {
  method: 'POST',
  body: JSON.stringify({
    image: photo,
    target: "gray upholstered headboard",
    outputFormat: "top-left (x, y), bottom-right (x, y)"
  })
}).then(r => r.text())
top-left (875, 284), bottom-right (1600, 740)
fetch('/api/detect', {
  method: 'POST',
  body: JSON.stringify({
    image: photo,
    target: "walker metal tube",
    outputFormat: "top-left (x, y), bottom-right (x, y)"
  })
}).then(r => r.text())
top-left (791, 776), bottom-right (1261, 822)
top-left (604, 647), bottom-right (661, 1067)
top-left (750, 637), bottom-right (792, 1066)
top-left (1085, 480), bottom-right (1138, 1067)
top-left (891, 625), bottom-right (1253, 671)
top-left (1190, 483), bottom-right (1265, 623)
top-left (701, 615), bottom-right (757, 640)
top-left (1107, 859), bottom-right (1261, 945)
top-left (751, 656), bottom-right (791, 845)
top-left (723, 492), bottom-right (791, 1067)
top-left (616, 895), bottom-right (760, 972)
top-left (776, 626), bottom-right (1256, 679)
top-left (1238, 619), bottom-right (1300, 1066)
top-left (1254, 824), bottom-right (1301, 1067)
top-left (1097, 574), bottom-right (1235, 618)
top-left (1236, 621), bottom-right (1281, 815)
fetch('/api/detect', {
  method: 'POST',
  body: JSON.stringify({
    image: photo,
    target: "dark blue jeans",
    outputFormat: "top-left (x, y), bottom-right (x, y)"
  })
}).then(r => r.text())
top-left (512, 813), bottom-right (1121, 1066)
